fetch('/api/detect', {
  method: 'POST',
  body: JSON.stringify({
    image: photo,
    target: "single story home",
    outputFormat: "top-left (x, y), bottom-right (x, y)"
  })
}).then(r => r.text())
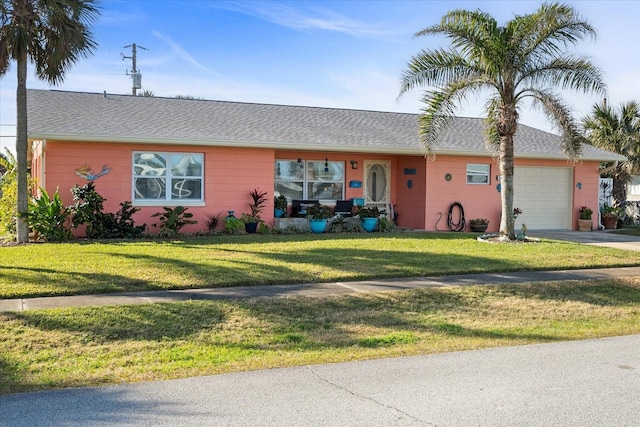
top-left (26, 89), bottom-right (624, 233)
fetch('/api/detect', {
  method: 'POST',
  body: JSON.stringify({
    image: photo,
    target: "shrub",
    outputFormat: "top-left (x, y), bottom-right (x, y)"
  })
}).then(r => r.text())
top-left (70, 183), bottom-right (146, 239)
top-left (26, 188), bottom-right (72, 241)
top-left (378, 217), bottom-right (396, 232)
top-left (223, 216), bottom-right (245, 235)
top-left (205, 213), bottom-right (222, 234)
top-left (151, 206), bottom-right (197, 237)
top-left (0, 149), bottom-right (33, 239)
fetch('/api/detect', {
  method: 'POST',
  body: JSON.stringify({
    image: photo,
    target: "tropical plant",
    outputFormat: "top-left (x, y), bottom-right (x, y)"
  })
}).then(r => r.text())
top-left (579, 206), bottom-right (593, 220)
top-left (205, 212), bottom-right (222, 234)
top-left (26, 187), bottom-right (72, 241)
top-left (398, 3), bottom-right (605, 240)
top-left (355, 206), bottom-right (385, 218)
top-left (582, 101), bottom-right (640, 204)
top-left (377, 216), bottom-right (396, 233)
top-left (274, 194), bottom-right (288, 211)
top-left (245, 188), bottom-right (268, 223)
top-left (600, 204), bottom-right (622, 217)
top-left (151, 206), bottom-right (197, 237)
top-left (306, 203), bottom-right (333, 220)
top-left (0, 0), bottom-right (100, 243)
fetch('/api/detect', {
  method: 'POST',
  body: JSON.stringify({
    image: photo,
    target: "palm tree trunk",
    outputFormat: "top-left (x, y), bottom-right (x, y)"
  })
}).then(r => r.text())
top-left (15, 53), bottom-right (29, 243)
top-left (499, 135), bottom-right (516, 240)
top-left (612, 165), bottom-right (629, 206)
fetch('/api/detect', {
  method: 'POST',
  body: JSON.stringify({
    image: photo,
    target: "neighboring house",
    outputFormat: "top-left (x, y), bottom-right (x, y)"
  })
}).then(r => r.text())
top-left (626, 176), bottom-right (640, 202)
top-left (26, 89), bottom-right (624, 233)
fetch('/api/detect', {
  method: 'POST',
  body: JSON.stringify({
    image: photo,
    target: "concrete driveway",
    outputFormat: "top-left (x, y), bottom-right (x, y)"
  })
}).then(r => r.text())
top-left (532, 229), bottom-right (640, 251)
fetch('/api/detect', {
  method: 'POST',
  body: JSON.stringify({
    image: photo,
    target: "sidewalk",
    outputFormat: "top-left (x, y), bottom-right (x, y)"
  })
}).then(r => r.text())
top-left (2, 266), bottom-right (640, 312)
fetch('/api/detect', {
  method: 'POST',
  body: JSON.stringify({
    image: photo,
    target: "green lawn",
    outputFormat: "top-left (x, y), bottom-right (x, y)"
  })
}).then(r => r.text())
top-left (2, 232), bottom-right (640, 395)
top-left (2, 232), bottom-right (640, 299)
top-left (2, 278), bottom-right (639, 395)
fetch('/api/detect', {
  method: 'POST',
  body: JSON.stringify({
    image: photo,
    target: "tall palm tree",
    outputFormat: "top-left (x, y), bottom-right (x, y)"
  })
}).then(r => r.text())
top-left (582, 101), bottom-right (640, 205)
top-left (398, 2), bottom-right (605, 239)
top-left (0, 0), bottom-right (99, 243)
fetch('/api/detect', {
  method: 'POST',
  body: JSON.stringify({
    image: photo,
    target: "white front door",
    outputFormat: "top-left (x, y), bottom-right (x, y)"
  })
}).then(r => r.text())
top-left (364, 161), bottom-right (391, 214)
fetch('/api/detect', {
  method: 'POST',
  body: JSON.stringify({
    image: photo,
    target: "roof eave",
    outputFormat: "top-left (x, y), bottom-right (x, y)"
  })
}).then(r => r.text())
top-left (28, 133), bottom-right (624, 162)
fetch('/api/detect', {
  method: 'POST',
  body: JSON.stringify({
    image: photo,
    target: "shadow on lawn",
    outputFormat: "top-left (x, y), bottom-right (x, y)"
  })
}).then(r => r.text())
top-left (2, 278), bottom-right (640, 394)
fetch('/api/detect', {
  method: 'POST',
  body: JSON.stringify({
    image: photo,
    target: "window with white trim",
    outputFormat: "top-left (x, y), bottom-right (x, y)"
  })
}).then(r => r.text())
top-left (466, 164), bottom-right (490, 185)
top-left (133, 152), bottom-right (203, 202)
top-left (274, 160), bottom-right (344, 199)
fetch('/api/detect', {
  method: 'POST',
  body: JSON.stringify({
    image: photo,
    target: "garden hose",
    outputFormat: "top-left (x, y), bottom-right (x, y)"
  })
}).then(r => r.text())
top-left (447, 202), bottom-right (466, 232)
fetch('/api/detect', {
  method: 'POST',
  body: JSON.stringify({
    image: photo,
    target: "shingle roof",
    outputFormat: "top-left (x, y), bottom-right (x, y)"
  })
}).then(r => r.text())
top-left (26, 89), bottom-right (623, 161)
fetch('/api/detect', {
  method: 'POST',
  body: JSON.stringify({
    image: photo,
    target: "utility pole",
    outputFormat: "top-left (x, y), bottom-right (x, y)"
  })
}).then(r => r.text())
top-left (121, 43), bottom-right (148, 95)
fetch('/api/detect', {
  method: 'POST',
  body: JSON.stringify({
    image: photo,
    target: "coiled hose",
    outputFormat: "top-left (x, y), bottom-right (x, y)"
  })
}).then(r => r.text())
top-left (434, 202), bottom-right (467, 232)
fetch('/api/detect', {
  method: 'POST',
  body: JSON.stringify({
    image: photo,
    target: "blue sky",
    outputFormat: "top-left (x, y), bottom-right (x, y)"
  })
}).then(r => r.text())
top-left (1, 0), bottom-right (639, 154)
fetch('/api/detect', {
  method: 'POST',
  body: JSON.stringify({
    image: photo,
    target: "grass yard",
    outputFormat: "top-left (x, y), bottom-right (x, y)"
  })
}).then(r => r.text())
top-left (2, 232), bottom-right (640, 299)
top-left (2, 278), bottom-right (640, 395)
top-left (2, 232), bottom-right (640, 395)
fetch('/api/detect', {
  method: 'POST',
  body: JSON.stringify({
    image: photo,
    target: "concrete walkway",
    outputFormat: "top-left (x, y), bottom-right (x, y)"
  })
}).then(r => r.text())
top-left (2, 265), bottom-right (640, 312)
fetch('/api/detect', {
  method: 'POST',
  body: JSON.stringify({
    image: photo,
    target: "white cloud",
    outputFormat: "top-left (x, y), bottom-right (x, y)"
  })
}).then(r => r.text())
top-left (214, 1), bottom-right (392, 38)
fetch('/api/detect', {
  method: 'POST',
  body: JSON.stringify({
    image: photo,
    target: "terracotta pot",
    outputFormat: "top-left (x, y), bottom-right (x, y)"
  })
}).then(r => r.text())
top-left (602, 215), bottom-right (618, 229)
top-left (577, 219), bottom-right (592, 232)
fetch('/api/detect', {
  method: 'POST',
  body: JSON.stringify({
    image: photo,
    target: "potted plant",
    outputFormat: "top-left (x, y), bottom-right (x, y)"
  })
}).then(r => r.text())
top-left (578, 206), bottom-right (593, 231)
top-left (243, 188), bottom-right (268, 233)
top-left (355, 206), bottom-right (385, 232)
top-left (600, 204), bottom-right (621, 229)
top-left (469, 218), bottom-right (489, 232)
top-left (306, 203), bottom-right (333, 233)
top-left (274, 194), bottom-right (288, 218)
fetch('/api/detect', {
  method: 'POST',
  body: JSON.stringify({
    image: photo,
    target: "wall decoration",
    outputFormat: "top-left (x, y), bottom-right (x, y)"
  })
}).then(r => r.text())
top-left (576, 182), bottom-right (582, 190)
top-left (496, 183), bottom-right (501, 192)
top-left (403, 168), bottom-right (416, 175)
top-left (75, 164), bottom-right (112, 181)
top-left (349, 180), bottom-right (362, 188)
top-left (445, 173), bottom-right (452, 181)
top-left (407, 179), bottom-right (413, 189)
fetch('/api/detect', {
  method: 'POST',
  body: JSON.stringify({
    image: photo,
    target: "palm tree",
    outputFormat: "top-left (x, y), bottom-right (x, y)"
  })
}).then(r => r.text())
top-left (582, 101), bottom-right (640, 205)
top-left (0, 0), bottom-right (100, 243)
top-left (398, 2), bottom-right (605, 239)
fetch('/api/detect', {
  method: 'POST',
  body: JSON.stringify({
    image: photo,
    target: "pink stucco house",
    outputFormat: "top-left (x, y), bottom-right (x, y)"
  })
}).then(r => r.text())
top-left (26, 89), bottom-right (624, 233)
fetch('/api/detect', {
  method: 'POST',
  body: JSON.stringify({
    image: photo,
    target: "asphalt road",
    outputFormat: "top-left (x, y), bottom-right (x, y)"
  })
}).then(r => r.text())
top-left (1, 335), bottom-right (638, 426)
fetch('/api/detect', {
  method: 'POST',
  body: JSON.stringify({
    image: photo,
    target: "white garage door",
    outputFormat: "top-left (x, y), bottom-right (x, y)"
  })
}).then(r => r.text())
top-left (513, 167), bottom-right (572, 230)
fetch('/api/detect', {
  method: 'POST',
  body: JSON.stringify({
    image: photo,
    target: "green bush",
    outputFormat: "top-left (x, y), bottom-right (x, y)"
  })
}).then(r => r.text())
top-left (0, 150), bottom-right (29, 239)
top-left (151, 206), bottom-right (197, 236)
top-left (0, 174), bottom-right (17, 238)
top-left (70, 183), bottom-right (146, 239)
top-left (26, 188), bottom-right (72, 241)
top-left (223, 216), bottom-right (245, 235)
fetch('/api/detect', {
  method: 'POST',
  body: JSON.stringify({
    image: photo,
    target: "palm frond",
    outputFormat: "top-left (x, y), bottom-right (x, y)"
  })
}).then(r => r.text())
top-left (526, 89), bottom-right (583, 159)
top-left (519, 55), bottom-right (605, 95)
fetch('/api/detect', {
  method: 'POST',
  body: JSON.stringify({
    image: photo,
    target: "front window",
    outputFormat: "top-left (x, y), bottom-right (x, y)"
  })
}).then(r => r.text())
top-left (275, 159), bottom-right (344, 199)
top-left (133, 152), bottom-right (203, 202)
top-left (466, 164), bottom-right (490, 185)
